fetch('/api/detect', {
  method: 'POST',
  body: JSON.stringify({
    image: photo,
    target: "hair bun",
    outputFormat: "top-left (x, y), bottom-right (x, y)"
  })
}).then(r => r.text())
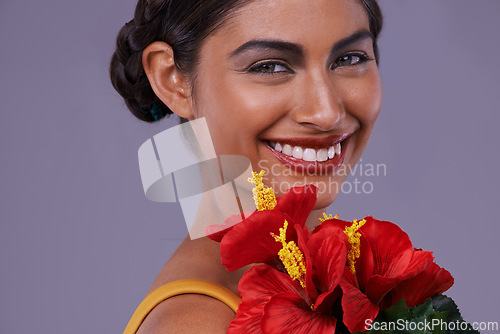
top-left (110, 18), bottom-right (171, 122)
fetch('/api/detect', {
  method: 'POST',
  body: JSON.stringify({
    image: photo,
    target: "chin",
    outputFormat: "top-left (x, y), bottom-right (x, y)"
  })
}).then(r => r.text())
top-left (313, 188), bottom-right (340, 210)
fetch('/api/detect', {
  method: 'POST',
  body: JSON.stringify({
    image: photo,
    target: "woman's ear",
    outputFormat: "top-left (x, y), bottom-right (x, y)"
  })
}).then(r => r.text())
top-left (142, 42), bottom-right (194, 119)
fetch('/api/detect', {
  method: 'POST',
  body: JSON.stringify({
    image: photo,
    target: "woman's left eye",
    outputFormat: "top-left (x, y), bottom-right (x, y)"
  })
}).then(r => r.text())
top-left (247, 61), bottom-right (292, 75)
top-left (331, 53), bottom-right (370, 68)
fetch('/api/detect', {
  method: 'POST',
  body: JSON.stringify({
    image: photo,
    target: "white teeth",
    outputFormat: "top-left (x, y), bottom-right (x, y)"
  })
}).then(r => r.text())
top-left (316, 148), bottom-right (328, 162)
top-left (282, 144), bottom-right (293, 156)
top-left (292, 146), bottom-right (303, 159)
top-left (335, 143), bottom-right (341, 155)
top-left (269, 141), bottom-right (342, 162)
top-left (328, 146), bottom-right (335, 159)
top-left (274, 142), bottom-right (282, 152)
top-left (303, 148), bottom-right (316, 162)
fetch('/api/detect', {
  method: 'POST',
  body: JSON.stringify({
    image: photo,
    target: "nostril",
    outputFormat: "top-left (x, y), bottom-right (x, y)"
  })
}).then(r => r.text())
top-left (292, 102), bottom-right (344, 132)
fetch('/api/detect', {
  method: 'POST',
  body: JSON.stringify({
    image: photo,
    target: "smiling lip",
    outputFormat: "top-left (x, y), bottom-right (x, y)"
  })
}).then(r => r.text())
top-left (263, 133), bottom-right (351, 175)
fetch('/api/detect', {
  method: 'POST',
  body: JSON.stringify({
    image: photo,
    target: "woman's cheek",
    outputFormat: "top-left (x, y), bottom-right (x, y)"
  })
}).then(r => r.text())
top-left (337, 77), bottom-right (381, 132)
top-left (353, 69), bottom-right (382, 125)
top-left (225, 86), bottom-right (293, 141)
top-left (195, 82), bottom-right (285, 156)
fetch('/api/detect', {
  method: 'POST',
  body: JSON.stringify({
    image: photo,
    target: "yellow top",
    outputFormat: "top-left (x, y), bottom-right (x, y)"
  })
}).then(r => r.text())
top-left (123, 279), bottom-right (242, 334)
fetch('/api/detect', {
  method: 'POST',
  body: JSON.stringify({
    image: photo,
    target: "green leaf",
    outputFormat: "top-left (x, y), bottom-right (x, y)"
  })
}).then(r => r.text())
top-left (426, 311), bottom-right (448, 334)
top-left (366, 299), bottom-right (411, 334)
top-left (431, 294), bottom-right (479, 334)
top-left (432, 294), bottom-right (459, 323)
top-left (381, 298), bottom-right (411, 323)
top-left (411, 299), bottom-right (434, 318)
top-left (366, 297), bottom-right (478, 334)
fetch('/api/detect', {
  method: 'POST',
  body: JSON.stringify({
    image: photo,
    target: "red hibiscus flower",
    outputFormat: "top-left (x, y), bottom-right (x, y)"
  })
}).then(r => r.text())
top-left (210, 175), bottom-right (455, 333)
top-left (228, 224), bottom-right (348, 333)
top-left (210, 184), bottom-right (317, 271)
top-left (314, 216), bottom-right (454, 332)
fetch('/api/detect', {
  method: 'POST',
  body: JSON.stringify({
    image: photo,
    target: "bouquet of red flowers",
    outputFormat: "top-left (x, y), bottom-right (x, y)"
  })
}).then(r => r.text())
top-left (207, 171), bottom-right (477, 333)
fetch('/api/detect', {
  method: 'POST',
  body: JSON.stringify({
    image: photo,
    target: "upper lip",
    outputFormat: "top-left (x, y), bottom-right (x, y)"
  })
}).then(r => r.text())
top-left (263, 133), bottom-right (352, 149)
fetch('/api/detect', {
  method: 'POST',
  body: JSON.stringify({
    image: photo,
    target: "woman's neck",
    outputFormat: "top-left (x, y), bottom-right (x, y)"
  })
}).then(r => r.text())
top-left (305, 208), bottom-right (327, 230)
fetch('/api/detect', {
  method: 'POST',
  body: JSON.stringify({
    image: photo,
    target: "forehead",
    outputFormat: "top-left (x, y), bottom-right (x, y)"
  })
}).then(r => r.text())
top-left (210, 0), bottom-right (370, 52)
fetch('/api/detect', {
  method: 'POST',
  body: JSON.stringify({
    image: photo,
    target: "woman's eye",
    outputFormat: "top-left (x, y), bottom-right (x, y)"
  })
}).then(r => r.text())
top-left (248, 62), bottom-right (291, 74)
top-left (331, 54), bottom-right (370, 69)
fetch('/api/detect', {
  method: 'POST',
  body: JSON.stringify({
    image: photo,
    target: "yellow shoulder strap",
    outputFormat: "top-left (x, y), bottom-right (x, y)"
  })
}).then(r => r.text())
top-left (123, 279), bottom-right (241, 334)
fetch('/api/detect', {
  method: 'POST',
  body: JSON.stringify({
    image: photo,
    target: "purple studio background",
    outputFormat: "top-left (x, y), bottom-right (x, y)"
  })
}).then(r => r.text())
top-left (1, 0), bottom-right (499, 333)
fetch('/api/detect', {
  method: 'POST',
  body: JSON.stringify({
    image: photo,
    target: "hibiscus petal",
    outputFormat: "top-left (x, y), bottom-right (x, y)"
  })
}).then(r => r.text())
top-left (261, 291), bottom-right (337, 334)
top-left (229, 265), bottom-right (308, 333)
top-left (294, 223), bottom-right (317, 303)
top-left (401, 250), bottom-right (434, 279)
top-left (382, 261), bottom-right (454, 308)
top-left (340, 267), bottom-right (380, 333)
top-left (364, 274), bottom-right (404, 306)
top-left (227, 299), bottom-right (264, 334)
top-left (312, 231), bottom-right (347, 292)
top-left (310, 217), bottom-right (351, 235)
top-left (238, 265), bottom-right (307, 304)
top-left (364, 247), bottom-right (433, 305)
top-left (357, 217), bottom-right (414, 284)
top-left (208, 185), bottom-right (315, 242)
top-left (274, 185), bottom-right (317, 227)
top-left (310, 232), bottom-right (347, 314)
top-left (219, 210), bottom-right (298, 270)
top-left (205, 212), bottom-right (252, 242)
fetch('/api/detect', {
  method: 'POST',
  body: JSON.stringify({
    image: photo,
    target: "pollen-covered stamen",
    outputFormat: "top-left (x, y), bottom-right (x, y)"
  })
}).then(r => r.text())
top-left (318, 212), bottom-right (339, 223)
top-left (271, 220), bottom-right (307, 288)
top-left (344, 218), bottom-right (367, 274)
top-left (248, 170), bottom-right (277, 211)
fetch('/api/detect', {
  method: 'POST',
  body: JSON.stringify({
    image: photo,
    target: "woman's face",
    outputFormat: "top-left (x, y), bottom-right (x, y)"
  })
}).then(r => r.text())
top-left (191, 0), bottom-right (382, 209)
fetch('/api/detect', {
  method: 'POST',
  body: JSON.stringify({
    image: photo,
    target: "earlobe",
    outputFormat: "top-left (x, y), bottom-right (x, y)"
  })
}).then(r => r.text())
top-left (142, 41), bottom-right (194, 119)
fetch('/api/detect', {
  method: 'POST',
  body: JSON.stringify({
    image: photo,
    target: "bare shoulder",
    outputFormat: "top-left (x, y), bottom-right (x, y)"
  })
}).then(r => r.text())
top-left (135, 236), bottom-right (244, 333)
top-left (137, 293), bottom-right (235, 333)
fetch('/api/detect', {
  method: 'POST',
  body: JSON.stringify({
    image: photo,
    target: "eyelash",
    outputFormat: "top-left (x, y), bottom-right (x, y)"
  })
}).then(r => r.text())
top-left (247, 52), bottom-right (373, 75)
top-left (247, 61), bottom-right (294, 75)
top-left (330, 52), bottom-right (373, 69)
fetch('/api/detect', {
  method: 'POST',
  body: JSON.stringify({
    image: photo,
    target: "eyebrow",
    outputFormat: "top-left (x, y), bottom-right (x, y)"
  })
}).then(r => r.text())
top-left (229, 29), bottom-right (373, 60)
top-left (229, 40), bottom-right (304, 59)
top-left (329, 30), bottom-right (373, 56)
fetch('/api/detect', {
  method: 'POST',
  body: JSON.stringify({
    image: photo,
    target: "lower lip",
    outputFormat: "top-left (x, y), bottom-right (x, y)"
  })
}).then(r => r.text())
top-left (264, 139), bottom-right (349, 175)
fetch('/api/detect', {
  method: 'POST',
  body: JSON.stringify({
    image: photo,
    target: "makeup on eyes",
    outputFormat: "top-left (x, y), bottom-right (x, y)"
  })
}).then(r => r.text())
top-left (230, 49), bottom-right (304, 72)
top-left (247, 60), bottom-right (294, 75)
top-left (229, 32), bottom-right (376, 77)
top-left (245, 51), bottom-right (375, 75)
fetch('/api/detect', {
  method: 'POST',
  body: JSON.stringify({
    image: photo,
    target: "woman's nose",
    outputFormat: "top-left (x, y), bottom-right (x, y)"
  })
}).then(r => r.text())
top-left (290, 73), bottom-right (345, 132)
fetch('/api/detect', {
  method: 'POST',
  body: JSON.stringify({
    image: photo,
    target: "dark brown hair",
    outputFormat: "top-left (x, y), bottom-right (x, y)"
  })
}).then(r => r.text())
top-left (110, 0), bottom-right (383, 122)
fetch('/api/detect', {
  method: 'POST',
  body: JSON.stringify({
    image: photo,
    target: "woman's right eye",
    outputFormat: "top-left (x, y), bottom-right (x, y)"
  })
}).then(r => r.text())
top-left (247, 61), bottom-right (292, 75)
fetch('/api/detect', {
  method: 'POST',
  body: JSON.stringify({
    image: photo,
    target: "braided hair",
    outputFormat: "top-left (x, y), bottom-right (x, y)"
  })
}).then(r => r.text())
top-left (110, 0), bottom-right (251, 122)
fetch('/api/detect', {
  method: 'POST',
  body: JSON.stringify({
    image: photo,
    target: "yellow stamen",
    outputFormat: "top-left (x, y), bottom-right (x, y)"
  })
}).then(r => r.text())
top-left (318, 212), bottom-right (339, 223)
top-left (344, 219), bottom-right (367, 274)
top-left (271, 220), bottom-right (307, 288)
top-left (248, 170), bottom-right (277, 211)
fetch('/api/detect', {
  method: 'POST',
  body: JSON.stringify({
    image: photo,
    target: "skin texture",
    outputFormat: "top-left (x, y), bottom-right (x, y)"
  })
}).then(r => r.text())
top-left (139, 0), bottom-right (382, 332)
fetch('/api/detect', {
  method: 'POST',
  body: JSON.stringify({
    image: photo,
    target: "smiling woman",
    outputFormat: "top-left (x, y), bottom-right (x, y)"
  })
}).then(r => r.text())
top-left (110, 0), bottom-right (383, 332)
